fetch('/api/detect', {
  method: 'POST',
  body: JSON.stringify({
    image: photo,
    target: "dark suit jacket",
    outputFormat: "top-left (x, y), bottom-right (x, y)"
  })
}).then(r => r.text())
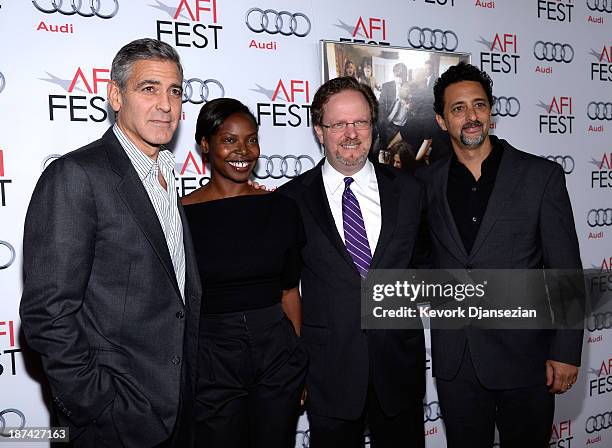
top-left (20, 128), bottom-right (202, 447)
top-left (418, 136), bottom-right (583, 389)
top-left (278, 161), bottom-right (426, 420)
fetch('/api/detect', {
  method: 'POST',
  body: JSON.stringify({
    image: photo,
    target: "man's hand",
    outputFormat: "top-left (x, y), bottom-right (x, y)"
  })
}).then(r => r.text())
top-left (248, 180), bottom-right (274, 191)
top-left (546, 360), bottom-right (579, 394)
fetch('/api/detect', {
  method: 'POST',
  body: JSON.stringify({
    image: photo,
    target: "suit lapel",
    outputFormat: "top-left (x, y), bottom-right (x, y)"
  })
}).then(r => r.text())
top-left (301, 164), bottom-right (358, 274)
top-left (369, 166), bottom-right (399, 270)
top-left (431, 158), bottom-right (468, 262)
top-left (104, 129), bottom-right (183, 302)
top-left (469, 144), bottom-right (523, 260)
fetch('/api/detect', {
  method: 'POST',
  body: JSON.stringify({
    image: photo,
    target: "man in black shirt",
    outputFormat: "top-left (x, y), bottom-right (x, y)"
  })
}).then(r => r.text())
top-left (418, 62), bottom-right (583, 448)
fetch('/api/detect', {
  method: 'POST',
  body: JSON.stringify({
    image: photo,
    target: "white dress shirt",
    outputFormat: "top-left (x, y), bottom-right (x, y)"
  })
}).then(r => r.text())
top-left (321, 158), bottom-right (381, 254)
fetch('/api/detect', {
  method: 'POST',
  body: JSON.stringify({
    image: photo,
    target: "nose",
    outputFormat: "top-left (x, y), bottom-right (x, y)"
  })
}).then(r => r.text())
top-left (157, 92), bottom-right (172, 112)
top-left (465, 105), bottom-right (478, 121)
top-left (343, 122), bottom-right (358, 138)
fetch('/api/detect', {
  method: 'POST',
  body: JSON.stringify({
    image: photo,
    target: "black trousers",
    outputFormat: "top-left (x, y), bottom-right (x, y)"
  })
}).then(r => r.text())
top-left (194, 303), bottom-right (307, 448)
top-left (436, 344), bottom-right (554, 448)
top-left (308, 384), bottom-right (424, 448)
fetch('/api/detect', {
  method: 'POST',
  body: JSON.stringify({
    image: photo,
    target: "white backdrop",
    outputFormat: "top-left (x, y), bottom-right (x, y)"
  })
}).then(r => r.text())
top-left (0, 1), bottom-right (611, 447)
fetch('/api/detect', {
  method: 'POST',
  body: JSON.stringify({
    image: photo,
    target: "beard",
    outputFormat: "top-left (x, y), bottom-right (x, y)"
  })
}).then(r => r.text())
top-left (333, 139), bottom-right (368, 167)
top-left (460, 120), bottom-right (486, 148)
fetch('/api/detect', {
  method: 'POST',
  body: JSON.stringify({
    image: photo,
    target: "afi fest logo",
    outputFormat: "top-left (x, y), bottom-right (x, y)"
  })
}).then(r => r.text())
top-left (549, 420), bottom-right (572, 448)
top-left (537, 0), bottom-right (574, 22)
top-left (590, 152), bottom-right (612, 188)
top-left (590, 44), bottom-right (612, 81)
top-left (589, 357), bottom-right (612, 398)
top-left (252, 79), bottom-right (311, 128)
top-left (245, 8), bottom-right (311, 51)
top-left (0, 320), bottom-right (22, 376)
top-left (478, 33), bottom-right (520, 74)
top-left (0, 149), bottom-right (11, 207)
top-left (175, 148), bottom-right (209, 197)
top-left (155, 0), bottom-right (222, 50)
top-left (335, 16), bottom-right (390, 46)
top-left (536, 96), bottom-right (574, 134)
top-left (43, 67), bottom-right (110, 123)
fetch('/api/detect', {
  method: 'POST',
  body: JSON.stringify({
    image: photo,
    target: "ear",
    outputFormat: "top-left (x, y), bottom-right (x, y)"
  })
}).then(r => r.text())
top-left (314, 125), bottom-right (325, 145)
top-left (107, 81), bottom-right (122, 113)
top-left (435, 113), bottom-right (448, 131)
top-left (200, 137), bottom-right (209, 154)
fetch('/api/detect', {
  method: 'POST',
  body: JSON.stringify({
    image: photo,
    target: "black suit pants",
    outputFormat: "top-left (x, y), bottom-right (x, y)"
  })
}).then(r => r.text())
top-left (194, 304), bottom-right (307, 448)
top-left (308, 383), bottom-right (424, 448)
top-left (436, 343), bottom-right (554, 448)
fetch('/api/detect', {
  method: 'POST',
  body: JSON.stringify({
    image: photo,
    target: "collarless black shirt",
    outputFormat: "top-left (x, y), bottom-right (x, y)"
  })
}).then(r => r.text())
top-left (447, 138), bottom-right (504, 254)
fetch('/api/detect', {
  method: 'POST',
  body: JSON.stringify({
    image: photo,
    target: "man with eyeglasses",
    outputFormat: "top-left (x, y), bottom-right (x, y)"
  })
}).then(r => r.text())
top-left (278, 76), bottom-right (426, 447)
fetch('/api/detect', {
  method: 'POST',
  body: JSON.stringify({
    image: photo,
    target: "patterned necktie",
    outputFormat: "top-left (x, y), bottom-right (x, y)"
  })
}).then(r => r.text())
top-left (342, 177), bottom-right (372, 278)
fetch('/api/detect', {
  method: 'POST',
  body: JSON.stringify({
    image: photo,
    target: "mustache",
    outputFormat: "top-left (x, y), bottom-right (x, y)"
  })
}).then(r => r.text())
top-left (462, 121), bottom-right (483, 130)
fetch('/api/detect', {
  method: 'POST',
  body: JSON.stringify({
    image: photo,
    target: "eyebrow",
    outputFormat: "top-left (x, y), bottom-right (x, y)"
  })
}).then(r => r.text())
top-left (134, 80), bottom-right (182, 90)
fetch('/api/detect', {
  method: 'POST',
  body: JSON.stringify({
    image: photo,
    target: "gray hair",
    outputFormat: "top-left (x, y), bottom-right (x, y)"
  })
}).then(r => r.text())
top-left (110, 38), bottom-right (183, 91)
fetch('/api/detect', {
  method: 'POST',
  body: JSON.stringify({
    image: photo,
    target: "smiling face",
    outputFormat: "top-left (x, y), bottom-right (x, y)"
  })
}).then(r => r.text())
top-left (107, 58), bottom-right (182, 158)
top-left (201, 112), bottom-right (260, 184)
top-left (314, 89), bottom-right (372, 176)
top-left (435, 80), bottom-right (491, 153)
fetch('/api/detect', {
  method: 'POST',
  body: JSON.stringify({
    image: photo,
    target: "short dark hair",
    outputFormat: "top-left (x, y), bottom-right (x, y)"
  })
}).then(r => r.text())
top-left (111, 38), bottom-right (183, 91)
top-left (311, 76), bottom-right (378, 127)
top-left (194, 98), bottom-right (258, 144)
top-left (433, 61), bottom-right (494, 117)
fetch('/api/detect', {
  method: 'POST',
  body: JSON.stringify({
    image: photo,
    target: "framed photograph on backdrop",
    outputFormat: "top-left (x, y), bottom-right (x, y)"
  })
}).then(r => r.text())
top-left (321, 40), bottom-right (470, 172)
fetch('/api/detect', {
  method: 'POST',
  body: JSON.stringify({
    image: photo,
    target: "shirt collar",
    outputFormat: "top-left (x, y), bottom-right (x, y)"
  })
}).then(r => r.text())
top-left (322, 157), bottom-right (375, 195)
top-left (113, 123), bottom-right (175, 180)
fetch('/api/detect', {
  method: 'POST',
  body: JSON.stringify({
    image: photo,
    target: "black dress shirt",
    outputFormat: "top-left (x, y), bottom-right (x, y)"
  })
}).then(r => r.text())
top-left (447, 138), bottom-right (503, 254)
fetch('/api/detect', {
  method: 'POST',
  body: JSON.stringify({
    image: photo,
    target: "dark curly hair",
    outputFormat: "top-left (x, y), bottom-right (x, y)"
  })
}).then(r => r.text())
top-left (433, 62), bottom-right (493, 117)
top-left (194, 98), bottom-right (258, 144)
top-left (311, 76), bottom-right (378, 128)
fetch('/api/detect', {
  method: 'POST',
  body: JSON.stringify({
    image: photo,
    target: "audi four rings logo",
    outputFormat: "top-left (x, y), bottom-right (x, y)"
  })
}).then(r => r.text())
top-left (0, 241), bottom-right (16, 270)
top-left (585, 412), bottom-right (612, 433)
top-left (492, 96), bottom-right (520, 117)
top-left (407, 27), bottom-right (459, 52)
top-left (423, 401), bottom-right (442, 423)
top-left (543, 155), bottom-right (575, 174)
top-left (533, 41), bottom-right (574, 63)
top-left (0, 409), bottom-right (26, 436)
top-left (32, 0), bottom-right (119, 18)
top-left (587, 0), bottom-right (612, 13)
top-left (182, 78), bottom-right (225, 105)
top-left (587, 312), bottom-right (612, 331)
top-left (253, 155), bottom-right (315, 179)
top-left (587, 102), bottom-right (612, 121)
top-left (0, 72), bottom-right (5, 94)
top-left (587, 209), bottom-right (612, 227)
top-left (245, 8), bottom-right (311, 37)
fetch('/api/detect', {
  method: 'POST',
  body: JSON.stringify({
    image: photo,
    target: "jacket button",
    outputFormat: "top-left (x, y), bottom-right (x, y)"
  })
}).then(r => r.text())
top-left (171, 356), bottom-right (181, 365)
top-left (176, 311), bottom-right (185, 319)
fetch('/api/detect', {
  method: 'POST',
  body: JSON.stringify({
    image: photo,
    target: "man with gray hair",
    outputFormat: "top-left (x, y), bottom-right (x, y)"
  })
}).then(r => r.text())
top-left (20, 38), bottom-right (201, 447)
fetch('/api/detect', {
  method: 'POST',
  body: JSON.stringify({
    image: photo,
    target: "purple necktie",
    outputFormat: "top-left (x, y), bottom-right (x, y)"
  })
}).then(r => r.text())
top-left (342, 177), bottom-right (372, 278)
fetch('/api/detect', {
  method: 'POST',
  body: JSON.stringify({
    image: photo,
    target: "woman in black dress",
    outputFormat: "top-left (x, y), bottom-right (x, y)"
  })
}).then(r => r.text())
top-left (182, 98), bottom-right (307, 448)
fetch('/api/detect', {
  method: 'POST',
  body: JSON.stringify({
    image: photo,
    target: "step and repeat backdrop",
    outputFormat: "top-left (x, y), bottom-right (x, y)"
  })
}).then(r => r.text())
top-left (0, 0), bottom-right (611, 447)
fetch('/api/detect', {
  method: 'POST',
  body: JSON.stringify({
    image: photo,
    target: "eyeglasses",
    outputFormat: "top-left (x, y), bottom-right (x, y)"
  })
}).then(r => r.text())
top-left (320, 120), bottom-right (372, 133)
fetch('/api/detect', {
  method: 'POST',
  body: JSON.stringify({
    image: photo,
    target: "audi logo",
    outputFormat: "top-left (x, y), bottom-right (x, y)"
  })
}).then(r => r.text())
top-left (585, 412), bottom-right (612, 433)
top-left (407, 27), bottom-right (459, 52)
top-left (0, 241), bottom-right (16, 270)
top-left (41, 154), bottom-right (62, 172)
top-left (182, 78), bottom-right (225, 105)
top-left (587, 0), bottom-right (612, 13)
top-left (587, 312), bottom-right (612, 331)
top-left (253, 155), bottom-right (316, 179)
top-left (0, 409), bottom-right (26, 436)
top-left (587, 102), bottom-right (612, 121)
top-left (0, 72), bottom-right (5, 94)
top-left (587, 209), bottom-right (612, 227)
top-left (492, 96), bottom-right (520, 117)
top-left (533, 41), bottom-right (574, 63)
top-left (245, 8), bottom-right (311, 37)
top-left (32, 0), bottom-right (119, 18)
top-left (542, 155), bottom-right (575, 174)
top-left (424, 401), bottom-right (442, 423)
